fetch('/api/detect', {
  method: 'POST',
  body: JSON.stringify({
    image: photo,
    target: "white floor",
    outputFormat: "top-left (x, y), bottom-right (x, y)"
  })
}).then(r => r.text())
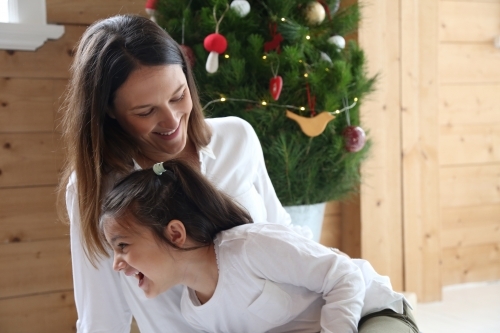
top-left (414, 280), bottom-right (500, 333)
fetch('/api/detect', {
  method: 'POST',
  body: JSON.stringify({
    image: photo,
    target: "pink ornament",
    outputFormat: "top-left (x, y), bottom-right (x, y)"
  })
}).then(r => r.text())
top-left (343, 125), bottom-right (366, 152)
top-left (269, 76), bottom-right (283, 101)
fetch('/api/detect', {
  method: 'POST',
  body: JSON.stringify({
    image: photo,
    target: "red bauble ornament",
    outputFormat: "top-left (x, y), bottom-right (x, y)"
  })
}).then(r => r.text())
top-left (180, 45), bottom-right (195, 68)
top-left (269, 76), bottom-right (283, 100)
top-left (343, 125), bottom-right (366, 152)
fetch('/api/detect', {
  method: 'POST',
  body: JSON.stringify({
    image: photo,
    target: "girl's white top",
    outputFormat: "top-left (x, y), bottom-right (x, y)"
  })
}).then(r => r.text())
top-left (67, 117), bottom-right (310, 333)
top-left (181, 223), bottom-right (406, 333)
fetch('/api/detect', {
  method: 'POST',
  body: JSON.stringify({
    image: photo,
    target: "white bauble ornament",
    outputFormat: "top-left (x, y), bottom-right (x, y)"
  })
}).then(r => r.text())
top-left (230, 0), bottom-right (251, 17)
top-left (328, 35), bottom-right (346, 49)
top-left (305, 1), bottom-right (326, 25)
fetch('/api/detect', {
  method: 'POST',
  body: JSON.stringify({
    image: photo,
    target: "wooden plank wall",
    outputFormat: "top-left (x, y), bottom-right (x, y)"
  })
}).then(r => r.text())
top-left (0, 2), bottom-right (146, 332)
top-left (400, 0), bottom-right (441, 302)
top-left (438, 0), bottom-right (500, 286)
top-left (358, 0), bottom-right (500, 302)
top-left (357, 0), bottom-right (404, 292)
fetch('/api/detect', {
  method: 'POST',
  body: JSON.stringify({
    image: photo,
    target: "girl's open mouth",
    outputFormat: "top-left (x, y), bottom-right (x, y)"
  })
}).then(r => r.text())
top-left (135, 272), bottom-right (145, 287)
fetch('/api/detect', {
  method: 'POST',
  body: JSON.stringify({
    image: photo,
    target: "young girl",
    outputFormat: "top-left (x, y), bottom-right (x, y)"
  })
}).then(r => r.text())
top-left (100, 160), bottom-right (418, 333)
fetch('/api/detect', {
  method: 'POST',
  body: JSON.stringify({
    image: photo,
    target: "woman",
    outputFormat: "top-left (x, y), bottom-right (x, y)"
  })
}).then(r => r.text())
top-left (60, 14), bottom-right (299, 333)
top-left (59, 14), bottom-right (418, 333)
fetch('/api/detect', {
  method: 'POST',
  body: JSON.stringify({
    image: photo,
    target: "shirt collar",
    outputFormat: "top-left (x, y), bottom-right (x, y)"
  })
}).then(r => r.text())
top-left (199, 145), bottom-right (216, 160)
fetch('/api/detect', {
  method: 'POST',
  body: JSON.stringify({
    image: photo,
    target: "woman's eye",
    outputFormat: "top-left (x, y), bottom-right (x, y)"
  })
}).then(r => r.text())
top-left (137, 108), bottom-right (154, 117)
top-left (172, 92), bottom-right (185, 102)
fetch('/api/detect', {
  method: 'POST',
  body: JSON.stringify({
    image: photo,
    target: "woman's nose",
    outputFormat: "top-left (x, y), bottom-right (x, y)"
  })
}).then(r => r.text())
top-left (157, 105), bottom-right (179, 128)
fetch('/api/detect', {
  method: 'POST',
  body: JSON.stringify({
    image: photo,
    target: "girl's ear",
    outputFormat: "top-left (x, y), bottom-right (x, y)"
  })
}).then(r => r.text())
top-left (165, 220), bottom-right (187, 247)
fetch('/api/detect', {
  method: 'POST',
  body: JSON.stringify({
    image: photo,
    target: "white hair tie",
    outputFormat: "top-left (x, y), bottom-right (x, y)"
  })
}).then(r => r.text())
top-left (153, 162), bottom-right (167, 175)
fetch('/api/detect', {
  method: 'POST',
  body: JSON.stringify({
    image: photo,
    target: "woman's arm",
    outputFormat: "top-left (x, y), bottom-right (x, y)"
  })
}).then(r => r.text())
top-left (244, 224), bottom-right (365, 333)
top-left (67, 177), bottom-right (133, 333)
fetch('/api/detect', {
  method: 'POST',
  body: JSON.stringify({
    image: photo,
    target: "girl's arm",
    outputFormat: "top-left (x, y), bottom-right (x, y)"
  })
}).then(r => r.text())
top-left (244, 224), bottom-right (364, 333)
top-left (67, 176), bottom-right (133, 333)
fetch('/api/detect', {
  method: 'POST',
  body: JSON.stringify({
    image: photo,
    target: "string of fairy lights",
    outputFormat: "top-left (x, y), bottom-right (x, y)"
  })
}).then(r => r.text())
top-left (202, 97), bottom-right (358, 117)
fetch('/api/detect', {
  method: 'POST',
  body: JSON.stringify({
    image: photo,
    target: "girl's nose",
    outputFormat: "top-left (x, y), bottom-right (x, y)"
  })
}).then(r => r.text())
top-left (113, 254), bottom-right (126, 272)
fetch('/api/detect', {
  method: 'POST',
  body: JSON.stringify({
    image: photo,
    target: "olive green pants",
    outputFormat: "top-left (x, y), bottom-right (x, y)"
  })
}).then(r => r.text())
top-left (358, 302), bottom-right (419, 333)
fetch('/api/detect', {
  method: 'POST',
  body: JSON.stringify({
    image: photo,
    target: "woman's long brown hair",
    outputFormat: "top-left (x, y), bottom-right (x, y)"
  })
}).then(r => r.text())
top-left (58, 15), bottom-right (211, 265)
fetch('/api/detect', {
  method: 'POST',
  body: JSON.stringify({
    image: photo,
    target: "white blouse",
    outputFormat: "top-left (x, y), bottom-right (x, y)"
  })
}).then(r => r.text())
top-left (67, 117), bottom-right (309, 333)
top-left (180, 223), bottom-right (406, 333)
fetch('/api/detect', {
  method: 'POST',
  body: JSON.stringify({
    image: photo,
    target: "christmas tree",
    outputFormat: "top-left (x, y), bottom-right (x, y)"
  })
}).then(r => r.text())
top-left (154, 0), bottom-right (375, 206)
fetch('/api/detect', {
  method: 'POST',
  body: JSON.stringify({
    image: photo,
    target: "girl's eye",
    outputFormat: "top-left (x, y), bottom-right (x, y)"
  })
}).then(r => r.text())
top-left (118, 243), bottom-right (128, 251)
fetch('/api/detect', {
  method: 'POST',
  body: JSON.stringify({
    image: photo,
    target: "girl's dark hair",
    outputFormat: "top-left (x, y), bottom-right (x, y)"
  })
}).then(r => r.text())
top-left (100, 160), bottom-right (253, 249)
top-left (58, 14), bottom-right (211, 263)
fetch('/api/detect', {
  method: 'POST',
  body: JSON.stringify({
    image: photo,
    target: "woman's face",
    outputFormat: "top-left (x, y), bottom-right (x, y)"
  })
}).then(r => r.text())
top-left (103, 216), bottom-right (182, 298)
top-left (111, 65), bottom-right (193, 163)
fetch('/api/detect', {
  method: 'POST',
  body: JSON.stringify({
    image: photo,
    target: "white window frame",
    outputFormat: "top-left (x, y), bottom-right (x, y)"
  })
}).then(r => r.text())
top-left (0, 0), bottom-right (64, 51)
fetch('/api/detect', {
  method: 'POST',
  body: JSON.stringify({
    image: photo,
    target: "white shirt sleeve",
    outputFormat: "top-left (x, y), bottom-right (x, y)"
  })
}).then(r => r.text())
top-left (67, 176), bottom-right (133, 333)
top-left (244, 225), bottom-right (365, 333)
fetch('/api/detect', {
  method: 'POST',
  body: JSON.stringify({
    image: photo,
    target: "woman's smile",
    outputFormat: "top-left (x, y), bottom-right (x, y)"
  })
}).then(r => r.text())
top-left (153, 122), bottom-right (181, 141)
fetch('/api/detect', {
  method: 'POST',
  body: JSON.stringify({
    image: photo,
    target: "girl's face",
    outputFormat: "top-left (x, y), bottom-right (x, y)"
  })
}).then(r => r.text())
top-left (111, 65), bottom-right (193, 163)
top-left (103, 216), bottom-right (182, 298)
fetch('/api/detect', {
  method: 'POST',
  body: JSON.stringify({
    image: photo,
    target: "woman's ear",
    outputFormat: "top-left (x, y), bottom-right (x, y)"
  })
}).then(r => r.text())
top-left (107, 108), bottom-right (117, 119)
top-left (165, 220), bottom-right (187, 247)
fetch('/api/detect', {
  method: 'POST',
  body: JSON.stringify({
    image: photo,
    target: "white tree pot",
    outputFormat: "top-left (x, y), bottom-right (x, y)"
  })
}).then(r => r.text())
top-left (284, 202), bottom-right (326, 242)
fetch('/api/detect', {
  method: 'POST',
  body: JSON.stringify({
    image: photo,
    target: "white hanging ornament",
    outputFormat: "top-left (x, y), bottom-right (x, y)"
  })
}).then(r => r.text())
top-left (328, 35), bottom-right (346, 50)
top-left (230, 0), bottom-right (251, 17)
top-left (305, 1), bottom-right (326, 25)
top-left (329, 0), bottom-right (341, 15)
top-left (320, 51), bottom-right (332, 63)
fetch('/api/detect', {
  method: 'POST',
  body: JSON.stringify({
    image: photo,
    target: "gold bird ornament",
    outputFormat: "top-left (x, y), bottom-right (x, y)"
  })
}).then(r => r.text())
top-left (286, 110), bottom-right (336, 137)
